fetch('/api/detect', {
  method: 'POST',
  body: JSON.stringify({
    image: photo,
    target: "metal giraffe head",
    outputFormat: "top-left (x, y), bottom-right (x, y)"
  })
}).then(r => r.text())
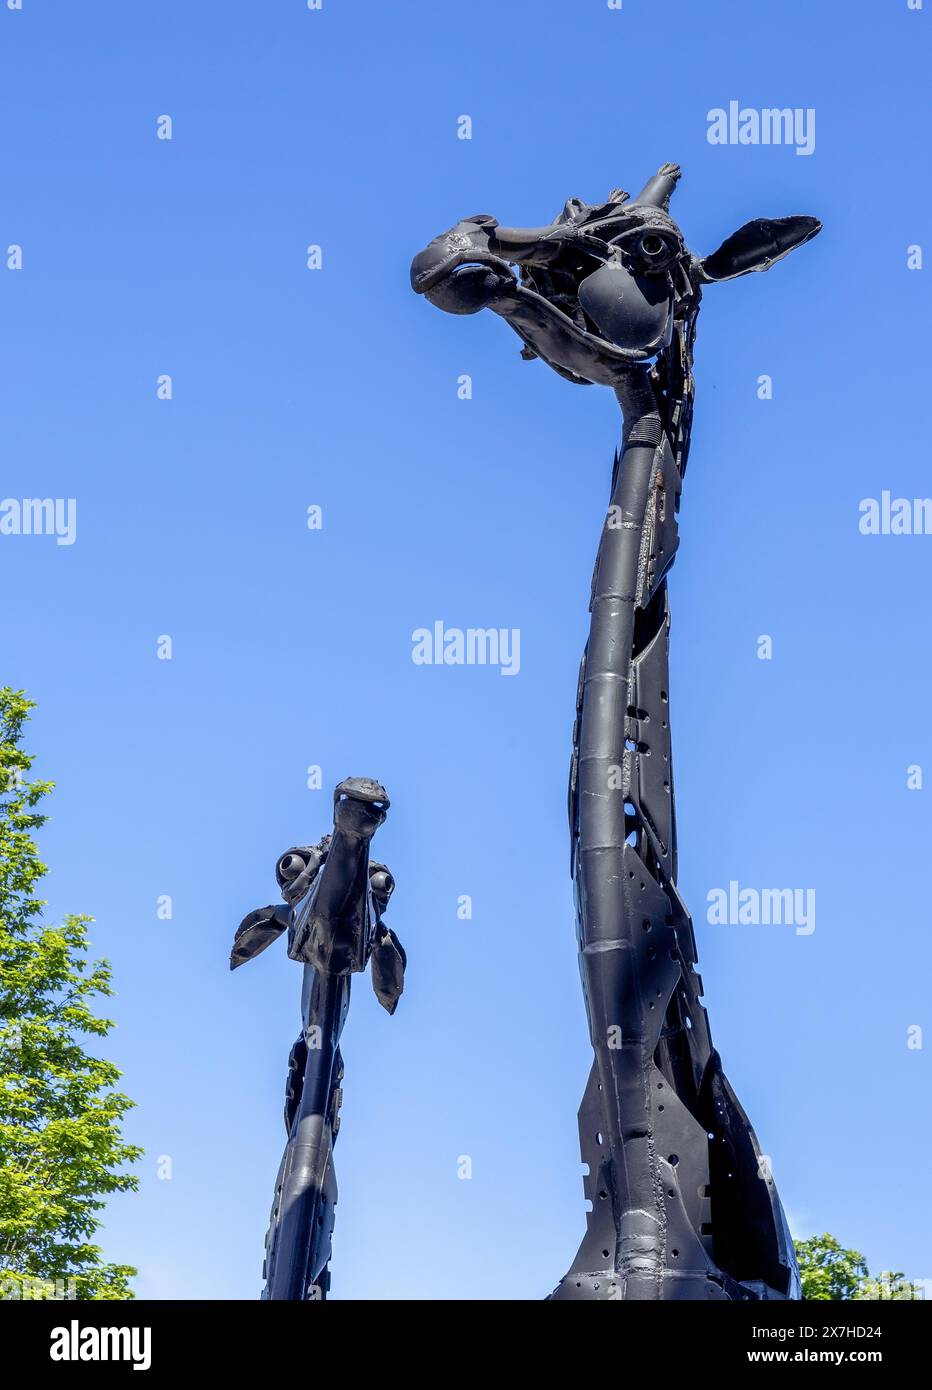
top-left (411, 163), bottom-right (820, 435)
top-left (229, 777), bottom-right (405, 1014)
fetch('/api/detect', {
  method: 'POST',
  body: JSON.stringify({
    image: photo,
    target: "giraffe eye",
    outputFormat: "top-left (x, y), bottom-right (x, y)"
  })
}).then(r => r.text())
top-left (613, 225), bottom-right (682, 274)
top-left (632, 231), bottom-right (680, 271)
top-left (369, 868), bottom-right (394, 899)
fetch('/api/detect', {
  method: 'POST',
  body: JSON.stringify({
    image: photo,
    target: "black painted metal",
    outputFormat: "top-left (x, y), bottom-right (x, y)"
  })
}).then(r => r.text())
top-left (232, 777), bottom-right (404, 1299)
top-left (412, 165), bottom-right (820, 1300)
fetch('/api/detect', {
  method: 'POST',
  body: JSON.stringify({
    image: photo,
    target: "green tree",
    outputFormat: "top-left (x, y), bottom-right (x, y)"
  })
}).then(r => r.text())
top-left (855, 1271), bottom-right (920, 1301)
top-left (0, 688), bottom-right (141, 1300)
top-left (795, 1233), bottom-right (868, 1300)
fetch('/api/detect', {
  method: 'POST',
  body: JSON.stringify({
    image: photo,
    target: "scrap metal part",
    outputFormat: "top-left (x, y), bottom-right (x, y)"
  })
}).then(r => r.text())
top-left (412, 166), bottom-right (820, 1300)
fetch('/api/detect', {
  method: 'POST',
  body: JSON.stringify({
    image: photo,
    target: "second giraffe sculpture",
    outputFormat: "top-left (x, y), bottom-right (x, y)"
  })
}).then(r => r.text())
top-left (412, 164), bottom-right (820, 1300)
top-left (232, 777), bottom-right (404, 1299)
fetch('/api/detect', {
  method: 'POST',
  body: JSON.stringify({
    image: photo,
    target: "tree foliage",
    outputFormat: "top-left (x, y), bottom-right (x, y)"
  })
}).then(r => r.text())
top-left (854, 1271), bottom-right (921, 1302)
top-left (796, 1233), bottom-right (921, 1301)
top-left (0, 688), bottom-right (140, 1299)
top-left (796, 1233), bottom-right (868, 1300)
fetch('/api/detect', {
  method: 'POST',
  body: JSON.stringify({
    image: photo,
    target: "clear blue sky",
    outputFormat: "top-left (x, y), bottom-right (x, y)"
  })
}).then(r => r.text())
top-left (1, 0), bottom-right (929, 1298)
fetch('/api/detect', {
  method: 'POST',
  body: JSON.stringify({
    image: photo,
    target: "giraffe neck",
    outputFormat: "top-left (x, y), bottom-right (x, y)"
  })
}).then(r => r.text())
top-left (571, 364), bottom-right (682, 904)
top-left (557, 357), bottom-right (798, 1302)
top-left (564, 361), bottom-right (704, 1298)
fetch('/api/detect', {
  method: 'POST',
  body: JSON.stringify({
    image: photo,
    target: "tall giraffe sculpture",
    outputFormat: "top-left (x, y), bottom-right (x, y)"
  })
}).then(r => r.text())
top-left (412, 164), bottom-right (820, 1300)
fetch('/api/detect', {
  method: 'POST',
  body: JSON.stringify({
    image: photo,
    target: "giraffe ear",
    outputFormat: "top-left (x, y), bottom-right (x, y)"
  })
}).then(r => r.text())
top-left (370, 926), bottom-right (406, 1014)
top-left (699, 215), bottom-right (820, 282)
top-left (230, 903), bottom-right (290, 970)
